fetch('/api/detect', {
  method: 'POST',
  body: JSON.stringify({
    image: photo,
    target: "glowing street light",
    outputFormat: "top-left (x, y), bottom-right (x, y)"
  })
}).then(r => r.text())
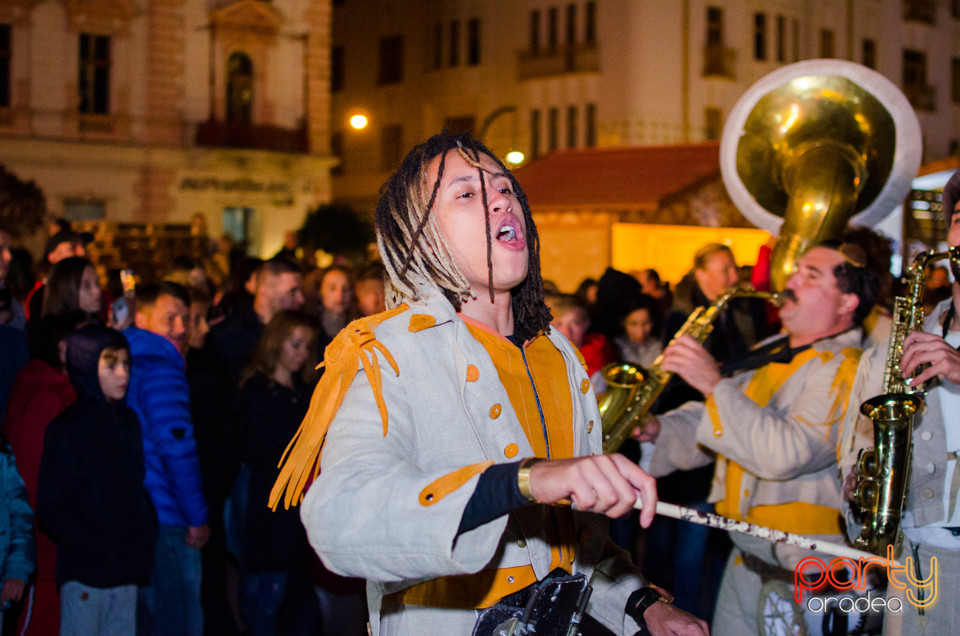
top-left (505, 151), bottom-right (525, 166)
top-left (349, 114), bottom-right (368, 130)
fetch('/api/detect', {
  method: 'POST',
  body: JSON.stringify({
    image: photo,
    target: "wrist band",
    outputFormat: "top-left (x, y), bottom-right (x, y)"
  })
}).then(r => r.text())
top-left (517, 457), bottom-right (542, 503)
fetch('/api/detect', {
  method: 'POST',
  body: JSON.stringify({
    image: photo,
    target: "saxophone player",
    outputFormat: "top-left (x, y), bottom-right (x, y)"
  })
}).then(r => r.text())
top-left (638, 243), bottom-right (880, 635)
top-left (840, 171), bottom-right (960, 635)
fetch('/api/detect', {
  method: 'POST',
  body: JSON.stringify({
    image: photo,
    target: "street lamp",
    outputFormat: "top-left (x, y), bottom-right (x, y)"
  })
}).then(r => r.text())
top-left (349, 114), bottom-right (368, 130)
top-left (478, 106), bottom-right (525, 167)
top-left (505, 151), bottom-right (525, 166)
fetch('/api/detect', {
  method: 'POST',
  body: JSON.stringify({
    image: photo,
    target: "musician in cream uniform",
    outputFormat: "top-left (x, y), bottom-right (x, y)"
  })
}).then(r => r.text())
top-left (840, 171), bottom-right (960, 635)
top-left (271, 132), bottom-right (707, 636)
top-left (639, 243), bottom-right (880, 635)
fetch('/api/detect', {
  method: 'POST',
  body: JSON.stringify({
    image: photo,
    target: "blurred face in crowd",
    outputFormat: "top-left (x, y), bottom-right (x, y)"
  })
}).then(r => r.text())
top-left (551, 308), bottom-right (589, 348)
top-left (636, 270), bottom-right (658, 296)
top-left (48, 240), bottom-right (83, 265)
top-left (321, 269), bottom-right (353, 315)
top-left (136, 293), bottom-right (189, 353)
top-left (244, 270), bottom-right (259, 295)
top-left (98, 347), bottom-right (130, 403)
top-left (187, 301), bottom-right (211, 350)
top-left (275, 273), bottom-right (305, 312)
top-left (355, 279), bottom-right (385, 317)
top-left (583, 283), bottom-right (598, 305)
top-left (78, 266), bottom-right (103, 314)
top-left (695, 249), bottom-right (738, 301)
top-left (624, 308), bottom-right (655, 345)
top-left (188, 267), bottom-right (208, 290)
top-left (278, 325), bottom-right (314, 376)
top-left (257, 270), bottom-right (305, 319)
top-left (0, 230), bottom-right (11, 281)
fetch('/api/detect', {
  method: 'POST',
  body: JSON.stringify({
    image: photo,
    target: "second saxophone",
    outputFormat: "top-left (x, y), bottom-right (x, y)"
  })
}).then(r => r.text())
top-left (599, 285), bottom-right (785, 454)
top-left (853, 246), bottom-right (960, 555)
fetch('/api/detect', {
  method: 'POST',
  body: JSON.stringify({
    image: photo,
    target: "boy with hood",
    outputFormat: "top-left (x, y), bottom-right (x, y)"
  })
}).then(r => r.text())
top-left (37, 325), bottom-right (157, 635)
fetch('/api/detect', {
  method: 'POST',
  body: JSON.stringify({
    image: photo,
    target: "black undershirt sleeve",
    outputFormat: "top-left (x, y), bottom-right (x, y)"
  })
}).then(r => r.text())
top-left (457, 460), bottom-right (532, 534)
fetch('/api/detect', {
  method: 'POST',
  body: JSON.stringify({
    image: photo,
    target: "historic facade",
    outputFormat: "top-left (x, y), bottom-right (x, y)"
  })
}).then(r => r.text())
top-left (332, 0), bottom-right (960, 208)
top-left (0, 0), bottom-right (334, 263)
top-left (329, 0), bottom-right (959, 287)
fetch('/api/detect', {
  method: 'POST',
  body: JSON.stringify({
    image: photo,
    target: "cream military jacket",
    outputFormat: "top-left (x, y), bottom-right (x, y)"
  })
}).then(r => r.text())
top-left (649, 328), bottom-right (863, 568)
top-left (299, 287), bottom-right (645, 635)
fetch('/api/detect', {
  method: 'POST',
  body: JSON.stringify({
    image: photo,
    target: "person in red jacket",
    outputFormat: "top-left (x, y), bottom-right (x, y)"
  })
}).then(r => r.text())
top-left (3, 311), bottom-right (87, 635)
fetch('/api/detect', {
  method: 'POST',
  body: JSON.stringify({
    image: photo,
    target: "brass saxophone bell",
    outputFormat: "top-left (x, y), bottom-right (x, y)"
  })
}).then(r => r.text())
top-left (597, 362), bottom-right (646, 421)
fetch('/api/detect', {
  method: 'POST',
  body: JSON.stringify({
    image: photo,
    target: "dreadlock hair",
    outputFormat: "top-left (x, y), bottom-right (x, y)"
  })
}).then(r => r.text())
top-left (375, 130), bottom-right (552, 341)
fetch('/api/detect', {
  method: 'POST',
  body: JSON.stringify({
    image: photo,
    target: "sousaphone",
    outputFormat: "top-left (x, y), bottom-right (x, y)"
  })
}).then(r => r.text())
top-left (720, 60), bottom-right (922, 290)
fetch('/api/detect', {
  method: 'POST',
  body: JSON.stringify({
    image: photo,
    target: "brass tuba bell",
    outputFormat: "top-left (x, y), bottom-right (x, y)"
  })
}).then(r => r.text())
top-left (720, 60), bottom-right (922, 290)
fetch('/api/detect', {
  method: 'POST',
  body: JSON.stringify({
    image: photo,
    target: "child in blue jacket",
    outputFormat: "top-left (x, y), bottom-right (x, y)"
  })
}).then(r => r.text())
top-left (0, 434), bottom-right (34, 632)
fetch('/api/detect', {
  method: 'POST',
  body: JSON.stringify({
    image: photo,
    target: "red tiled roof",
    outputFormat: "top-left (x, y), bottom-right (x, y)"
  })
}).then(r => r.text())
top-left (514, 142), bottom-right (722, 210)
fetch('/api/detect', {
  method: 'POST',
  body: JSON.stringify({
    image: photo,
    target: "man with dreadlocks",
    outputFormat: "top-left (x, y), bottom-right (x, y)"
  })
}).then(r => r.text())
top-left (270, 131), bottom-right (708, 635)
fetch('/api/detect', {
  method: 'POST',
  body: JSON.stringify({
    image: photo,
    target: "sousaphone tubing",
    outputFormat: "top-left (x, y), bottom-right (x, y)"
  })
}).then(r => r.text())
top-left (720, 59), bottom-right (922, 290)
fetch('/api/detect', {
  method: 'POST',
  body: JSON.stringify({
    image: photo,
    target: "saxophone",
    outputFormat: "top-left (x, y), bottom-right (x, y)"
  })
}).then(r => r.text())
top-left (599, 285), bottom-right (786, 454)
top-left (853, 246), bottom-right (960, 555)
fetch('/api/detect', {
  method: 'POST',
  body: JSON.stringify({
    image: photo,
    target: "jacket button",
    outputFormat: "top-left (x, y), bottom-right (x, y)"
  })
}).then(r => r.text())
top-left (507, 576), bottom-right (515, 583)
top-left (466, 364), bottom-right (480, 382)
top-left (587, 420), bottom-right (594, 433)
top-left (580, 379), bottom-right (590, 394)
top-left (926, 463), bottom-right (936, 474)
top-left (920, 430), bottom-right (932, 441)
top-left (504, 444), bottom-right (519, 458)
top-left (517, 538), bottom-right (526, 548)
top-left (489, 404), bottom-right (502, 419)
top-left (921, 487), bottom-right (935, 499)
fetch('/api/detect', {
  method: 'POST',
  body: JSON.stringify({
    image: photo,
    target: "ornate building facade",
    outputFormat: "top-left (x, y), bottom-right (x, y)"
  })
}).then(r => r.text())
top-left (331, 0), bottom-right (960, 288)
top-left (333, 0), bottom-right (960, 210)
top-left (0, 0), bottom-right (333, 264)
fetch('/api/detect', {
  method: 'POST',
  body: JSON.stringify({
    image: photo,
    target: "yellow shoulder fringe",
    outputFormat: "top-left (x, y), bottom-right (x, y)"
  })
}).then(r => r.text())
top-left (269, 305), bottom-right (407, 510)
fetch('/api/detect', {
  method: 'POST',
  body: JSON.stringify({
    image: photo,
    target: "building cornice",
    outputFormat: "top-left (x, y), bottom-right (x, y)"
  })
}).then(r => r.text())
top-left (210, 0), bottom-right (282, 38)
top-left (64, 0), bottom-right (137, 35)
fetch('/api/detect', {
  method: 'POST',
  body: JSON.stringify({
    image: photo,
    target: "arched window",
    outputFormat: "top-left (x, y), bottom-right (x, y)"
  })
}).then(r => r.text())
top-left (226, 52), bottom-right (253, 123)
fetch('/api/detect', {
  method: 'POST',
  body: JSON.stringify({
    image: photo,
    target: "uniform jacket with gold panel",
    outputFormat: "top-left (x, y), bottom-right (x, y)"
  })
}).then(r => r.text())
top-left (287, 287), bottom-right (646, 635)
top-left (649, 328), bottom-right (863, 569)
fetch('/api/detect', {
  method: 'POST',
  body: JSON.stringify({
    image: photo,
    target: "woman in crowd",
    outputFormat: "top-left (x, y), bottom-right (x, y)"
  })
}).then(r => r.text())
top-left (614, 294), bottom-right (663, 369)
top-left (40, 257), bottom-right (101, 321)
top-left (238, 310), bottom-right (320, 635)
top-left (312, 265), bottom-right (355, 352)
top-left (3, 311), bottom-right (88, 635)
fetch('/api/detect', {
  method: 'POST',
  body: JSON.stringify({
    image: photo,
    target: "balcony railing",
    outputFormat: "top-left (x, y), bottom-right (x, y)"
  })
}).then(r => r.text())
top-left (904, 84), bottom-right (937, 111)
top-left (517, 43), bottom-right (600, 80)
top-left (79, 113), bottom-right (115, 134)
top-left (903, 0), bottom-right (936, 24)
top-left (195, 120), bottom-right (309, 153)
top-left (703, 45), bottom-right (736, 79)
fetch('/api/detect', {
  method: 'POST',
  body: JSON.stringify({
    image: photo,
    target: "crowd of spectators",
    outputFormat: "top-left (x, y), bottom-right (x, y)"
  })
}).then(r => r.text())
top-left (0, 220), bottom-right (384, 635)
top-left (0, 214), bottom-right (914, 634)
